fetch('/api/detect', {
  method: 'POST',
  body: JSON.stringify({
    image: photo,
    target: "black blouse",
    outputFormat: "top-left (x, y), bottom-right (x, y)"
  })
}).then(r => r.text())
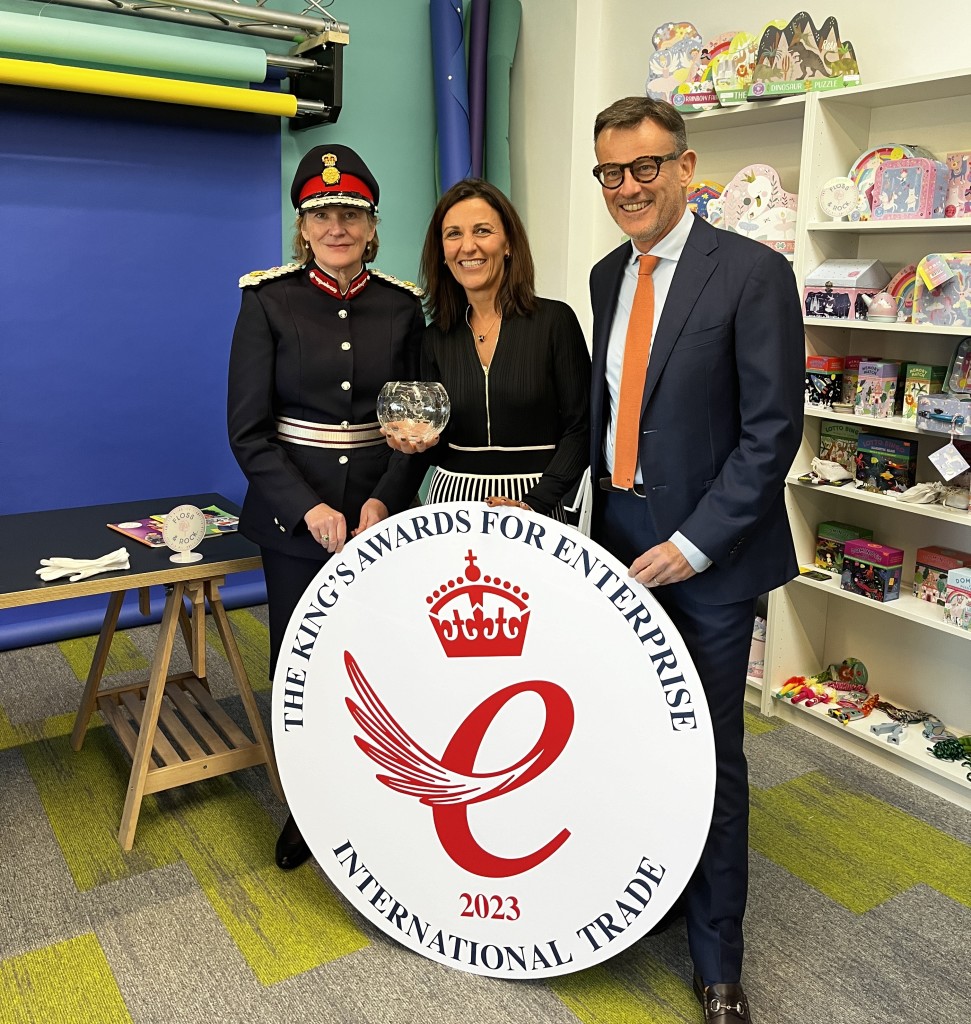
top-left (377, 297), bottom-right (590, 516)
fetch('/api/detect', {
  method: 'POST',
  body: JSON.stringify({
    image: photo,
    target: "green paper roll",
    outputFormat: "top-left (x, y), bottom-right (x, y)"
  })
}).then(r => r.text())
top-left (484, 0), bottom-right (521, 195)
top-left (0, 10), bottom-right (267, 83)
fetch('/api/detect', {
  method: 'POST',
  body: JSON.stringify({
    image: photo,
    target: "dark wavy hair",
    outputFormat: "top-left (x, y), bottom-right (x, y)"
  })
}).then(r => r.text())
top-left (419, 178), bottom-right (537, 331)
top-left (593, 96), bottom-right (688, 155)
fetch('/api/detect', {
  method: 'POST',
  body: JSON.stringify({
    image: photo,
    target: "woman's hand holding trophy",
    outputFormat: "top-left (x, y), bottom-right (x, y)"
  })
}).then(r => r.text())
top-left (378, 381), bottom-right (451, 454)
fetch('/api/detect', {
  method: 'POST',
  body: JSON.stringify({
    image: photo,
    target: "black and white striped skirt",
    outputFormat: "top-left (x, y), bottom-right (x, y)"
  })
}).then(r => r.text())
top-left (425, 467), bottom-right (566, 522)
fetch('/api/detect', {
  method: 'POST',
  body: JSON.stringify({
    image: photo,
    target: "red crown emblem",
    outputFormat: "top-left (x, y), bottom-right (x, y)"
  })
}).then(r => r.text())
top-left (427, 550), bottom-right (530, 657)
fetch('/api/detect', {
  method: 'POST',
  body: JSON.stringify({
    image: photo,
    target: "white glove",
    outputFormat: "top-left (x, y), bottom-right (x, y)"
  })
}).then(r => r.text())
top-left (36, 547), bottom-right (131, 583)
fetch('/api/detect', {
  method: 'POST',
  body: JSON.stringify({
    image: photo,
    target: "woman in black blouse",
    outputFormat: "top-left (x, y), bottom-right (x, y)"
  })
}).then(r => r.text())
top-left (379, 179), bottom-right (590, 517)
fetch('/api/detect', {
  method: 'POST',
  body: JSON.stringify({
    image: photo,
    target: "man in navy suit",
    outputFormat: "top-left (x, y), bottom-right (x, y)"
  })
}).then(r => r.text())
top-left (589, 97), bottom-right (803, 1023)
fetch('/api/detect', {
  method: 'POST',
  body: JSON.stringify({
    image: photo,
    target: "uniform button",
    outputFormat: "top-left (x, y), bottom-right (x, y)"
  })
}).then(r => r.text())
top-left (341, 341), bottom-right (351, 351)
top-left (339, 455), bottom-right (349, 465)
top-left (341, 380), bottom-right (351, 390)
top-left (338, 309), bottom-right (348, 319)
top-left (279, 524), bottom-right (286, 532)
top-left (273, 517), bottom-right (279, 524)
top-left (341, 420), bottom-right (349, 428)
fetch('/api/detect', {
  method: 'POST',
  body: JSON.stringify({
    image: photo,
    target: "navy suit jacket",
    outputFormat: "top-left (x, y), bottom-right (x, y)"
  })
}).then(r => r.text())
top-left (589, 214), bottom-right (804, 604)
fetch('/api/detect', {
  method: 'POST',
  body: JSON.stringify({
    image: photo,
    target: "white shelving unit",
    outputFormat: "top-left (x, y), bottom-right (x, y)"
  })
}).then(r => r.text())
top-left (687, 71), bottom-right (971, 809)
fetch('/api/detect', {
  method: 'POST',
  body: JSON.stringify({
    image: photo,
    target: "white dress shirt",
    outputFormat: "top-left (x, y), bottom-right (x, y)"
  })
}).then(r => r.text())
top-left (603, 206), bottom-right (712, 573)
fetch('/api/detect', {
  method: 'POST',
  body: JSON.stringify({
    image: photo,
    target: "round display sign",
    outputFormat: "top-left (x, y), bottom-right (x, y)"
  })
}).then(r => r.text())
top-left (273, 502), bottom-right (714, 978)
top-left (161, 503), bottom-right (206, 563)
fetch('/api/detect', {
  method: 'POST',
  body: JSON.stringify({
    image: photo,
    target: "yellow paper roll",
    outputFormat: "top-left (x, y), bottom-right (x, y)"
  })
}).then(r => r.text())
top-left (0, 57), bottom-right (297, 117)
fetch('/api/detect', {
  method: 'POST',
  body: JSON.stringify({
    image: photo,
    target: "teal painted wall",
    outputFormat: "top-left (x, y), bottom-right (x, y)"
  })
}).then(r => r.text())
top-left (277, 1), bottom-right (438, 286)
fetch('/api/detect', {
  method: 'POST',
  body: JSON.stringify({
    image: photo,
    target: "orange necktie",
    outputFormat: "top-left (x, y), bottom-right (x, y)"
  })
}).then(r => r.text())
top-left (612, 254), bottom-right (659, 489)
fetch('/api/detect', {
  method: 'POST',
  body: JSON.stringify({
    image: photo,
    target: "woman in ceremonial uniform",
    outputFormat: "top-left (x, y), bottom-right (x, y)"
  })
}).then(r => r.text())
top-left (383, 178), bottom-right (590, 518)
top-left (228, 145), bottom-right (424, 870)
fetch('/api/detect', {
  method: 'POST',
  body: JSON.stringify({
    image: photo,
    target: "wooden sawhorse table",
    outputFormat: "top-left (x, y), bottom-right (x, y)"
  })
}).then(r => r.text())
top-left (0, 493), bottom-right (283, 849)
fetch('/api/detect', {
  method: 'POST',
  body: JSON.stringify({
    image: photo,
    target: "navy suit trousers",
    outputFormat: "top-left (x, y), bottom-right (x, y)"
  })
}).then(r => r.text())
top-left (594, 489), bottom-right (756, 983)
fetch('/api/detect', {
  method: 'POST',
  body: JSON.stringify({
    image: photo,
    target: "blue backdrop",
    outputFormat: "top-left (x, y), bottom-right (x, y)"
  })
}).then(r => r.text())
top-left (0, 94), bottom-right (280, 645)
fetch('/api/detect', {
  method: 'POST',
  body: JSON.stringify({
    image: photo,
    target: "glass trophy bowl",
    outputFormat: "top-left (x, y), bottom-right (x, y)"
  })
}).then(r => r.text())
top-left (377, 381), bottom-right (451, 444)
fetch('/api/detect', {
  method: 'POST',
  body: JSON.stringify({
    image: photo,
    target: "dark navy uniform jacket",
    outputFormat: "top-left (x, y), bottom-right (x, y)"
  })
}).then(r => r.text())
top-left (228, 263), bottom-right (424, 559)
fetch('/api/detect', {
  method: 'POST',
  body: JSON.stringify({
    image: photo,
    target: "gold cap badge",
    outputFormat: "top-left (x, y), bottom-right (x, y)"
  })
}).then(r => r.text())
top-left (321, 152), bottom-right (341, 186)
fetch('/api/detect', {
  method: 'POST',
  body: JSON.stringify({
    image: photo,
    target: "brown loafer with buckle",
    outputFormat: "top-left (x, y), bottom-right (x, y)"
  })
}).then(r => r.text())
top-left (693, 973), bottom-right (752, 1022)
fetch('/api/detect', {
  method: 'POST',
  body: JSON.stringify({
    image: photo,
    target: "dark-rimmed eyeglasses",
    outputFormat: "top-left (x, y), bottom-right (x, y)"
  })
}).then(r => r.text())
top-left (592, 153), bottom-right (681, 189)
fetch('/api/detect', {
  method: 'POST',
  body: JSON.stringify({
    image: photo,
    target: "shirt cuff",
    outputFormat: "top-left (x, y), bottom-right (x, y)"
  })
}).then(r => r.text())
top-left (670, 531), bottom-right (712, 574)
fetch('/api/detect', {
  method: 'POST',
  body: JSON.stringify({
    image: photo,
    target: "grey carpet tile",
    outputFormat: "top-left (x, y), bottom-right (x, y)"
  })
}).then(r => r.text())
top-left (275, 937), bottom-right (583, 1024)
top-left (98, 888), bottom-right (271, 1024)
top-left (0, 641), bottom-right (84, 725)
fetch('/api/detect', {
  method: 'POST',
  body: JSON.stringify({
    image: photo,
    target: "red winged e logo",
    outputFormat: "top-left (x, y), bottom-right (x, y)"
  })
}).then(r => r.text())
top-left (343, 651), bottom-right (574, 878)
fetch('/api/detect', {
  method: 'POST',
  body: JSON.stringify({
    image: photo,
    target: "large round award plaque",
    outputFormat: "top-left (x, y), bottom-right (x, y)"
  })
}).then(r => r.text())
top-left (272, 502), bottom-right (714, 978)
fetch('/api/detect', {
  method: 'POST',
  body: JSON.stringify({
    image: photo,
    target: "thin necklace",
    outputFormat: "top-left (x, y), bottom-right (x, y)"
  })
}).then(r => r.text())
top-left (468, 307), bottom-right (502, 344)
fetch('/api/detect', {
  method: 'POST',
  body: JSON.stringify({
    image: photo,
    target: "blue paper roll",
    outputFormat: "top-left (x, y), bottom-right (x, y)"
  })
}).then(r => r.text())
top-left (468, 0), bottom-right (490, 178)
top-left (430, 0), bottom-right (472, 191)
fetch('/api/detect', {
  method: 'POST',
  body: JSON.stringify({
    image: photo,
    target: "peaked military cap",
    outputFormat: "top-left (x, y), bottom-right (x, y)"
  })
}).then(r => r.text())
top-left (291, 145), bottom-right (379, 214)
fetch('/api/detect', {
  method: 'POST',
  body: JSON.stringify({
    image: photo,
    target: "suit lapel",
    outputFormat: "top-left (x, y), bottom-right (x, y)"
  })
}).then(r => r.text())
top-left (642, 217), bottom-right (718, 413)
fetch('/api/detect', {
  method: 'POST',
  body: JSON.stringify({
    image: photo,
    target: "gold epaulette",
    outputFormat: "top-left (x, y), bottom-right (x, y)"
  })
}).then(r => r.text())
top-left (370, 268), bottom-right (424, 297)
top-left (238, 262), bottom-right (304, 288)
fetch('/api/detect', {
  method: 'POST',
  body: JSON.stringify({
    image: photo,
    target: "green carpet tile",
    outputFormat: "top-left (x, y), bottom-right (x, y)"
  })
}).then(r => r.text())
top-left (58, 631), bottom-right (149, 681)
top-left (0, 935), bottom-right (132, 1024)
top-left (551, 954), bottom-right (698, 1024)
top-left (751, 770), bottom-right (971, 913)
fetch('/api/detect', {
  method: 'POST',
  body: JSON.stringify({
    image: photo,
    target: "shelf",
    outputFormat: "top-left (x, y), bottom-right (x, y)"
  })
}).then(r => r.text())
top-left (768, 695), bottom-right (971, 804)
top-left (806, 220), bottom-right (971, 233)
top-left (803, 404), bottom-right (923, 434)
top-left (764, 70), bottom-right (971, 809)
top-left (804, 318), bottom-right (971, 337)
top-left (815, 67), bottom-right (971, 110)
top-left (681, 94), bottom-right (806, 132)
top-left (787, 475), bottom-right (971, 527)
top-left (790, 569), bottom-right (971, 639)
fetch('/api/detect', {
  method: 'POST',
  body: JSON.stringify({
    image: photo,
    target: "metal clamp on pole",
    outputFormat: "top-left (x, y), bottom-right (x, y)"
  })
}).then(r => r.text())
top-left (289, 30), bottom-right (345, 128)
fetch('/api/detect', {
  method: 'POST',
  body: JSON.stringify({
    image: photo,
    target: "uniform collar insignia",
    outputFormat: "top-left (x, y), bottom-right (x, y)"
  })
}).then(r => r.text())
top-left (308, 264), bottom-right (370, 299)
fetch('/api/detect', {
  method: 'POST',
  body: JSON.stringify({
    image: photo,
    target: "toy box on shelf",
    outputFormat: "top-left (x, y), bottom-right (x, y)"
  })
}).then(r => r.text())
top-left (840, 539), bottom-right (903, 602)
top-left (913, 254), bottom-right (971, 328)
top-left (671, 31), bottom-right (736, 112)
top-left (746, 12), bottom-right (859, 100)
top-left (914, 546), bottom-right (971, 605)
top-left (815, 520), bottom-right (874, 573)
top-left (915, 394), bottom-right (971, 435)
top-left (946, 336), bottom-right (971, 394)
top-left (804, 259), bottom-right (890, 320)
top-left (901, 363), bottom-right (948, 420)
top-left (854, 360), bottom-right (900, 418)
top-left (818, 420), bottom-right (862, 474)
top-left (645, 21), bottom-right (704, 104)
top-left (870, 158), bottom-right (948, 220)
top-left (688, 181), bottom-right (724, 220)
top-left (855, 432), bottom-right (917, 493)
top-left (944, 567), bottom-right (971, 628)
top-left (841, 355), bottom-right (877, 404)
top-left (944, 151), bottom-right (971, 218)
top-left (720, 163), bottom-right (798, 254)
top-left (806, 355), bottom-right (843, 407)
top-left (710, 31), bottom-right (759, 106)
